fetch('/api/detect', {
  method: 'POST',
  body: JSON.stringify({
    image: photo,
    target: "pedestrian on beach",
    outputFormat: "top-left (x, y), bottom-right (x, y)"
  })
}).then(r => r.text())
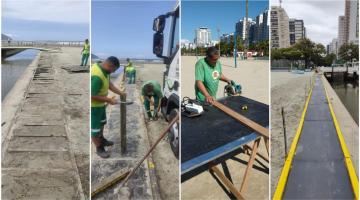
top-left (80, 39), bottom-right (90, 66)
top-left (91, 56), bottom-right (124, 158)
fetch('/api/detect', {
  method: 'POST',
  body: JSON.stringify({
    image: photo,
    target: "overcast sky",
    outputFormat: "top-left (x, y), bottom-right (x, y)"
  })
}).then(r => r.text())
top-left (271, 0), bottom-right (345, 46)
top-left (2, 0), bottom-right (89, 40)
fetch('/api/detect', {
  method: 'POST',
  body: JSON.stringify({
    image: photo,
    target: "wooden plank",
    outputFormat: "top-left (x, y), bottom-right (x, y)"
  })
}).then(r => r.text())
top-left (91, 168), bottom-right (131, 197)
top-left (240, 138), bottom-right (260, 193)
top-left (212, 101), bottom-right (269, 138)
top-left (210, 165), bottom-right (245, 200)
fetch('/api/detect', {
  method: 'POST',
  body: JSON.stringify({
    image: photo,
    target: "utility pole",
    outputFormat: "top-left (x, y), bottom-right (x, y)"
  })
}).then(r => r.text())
top-left (217, 27), bottom-right (221, 56)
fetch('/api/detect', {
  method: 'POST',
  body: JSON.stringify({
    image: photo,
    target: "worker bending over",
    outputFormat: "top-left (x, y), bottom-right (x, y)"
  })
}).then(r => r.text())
top-left (81, 39), bottom-right (90, 66)
top-left (195, 47), bottom-right (234, 104)
top-left (141, 80), bottom-right (163, 120)
top-left (91, 56), bottom-right (124, 158)
top-left (125, 58), bottom-right (136, 84)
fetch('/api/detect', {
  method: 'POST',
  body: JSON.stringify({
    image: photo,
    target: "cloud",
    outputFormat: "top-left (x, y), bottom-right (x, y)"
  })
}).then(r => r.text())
top-left (181, 39), bottom-right (190, 43)
top-left (2, 0), bottom-right (89, 24)
top-left (271, 0), bottom-right (345, 45)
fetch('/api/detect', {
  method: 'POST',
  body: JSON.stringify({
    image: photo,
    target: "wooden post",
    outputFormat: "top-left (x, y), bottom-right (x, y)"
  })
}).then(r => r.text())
top-left (281, 107), bottom-right (287, 159)
top-left (120, 93), bottom-right (127, 154)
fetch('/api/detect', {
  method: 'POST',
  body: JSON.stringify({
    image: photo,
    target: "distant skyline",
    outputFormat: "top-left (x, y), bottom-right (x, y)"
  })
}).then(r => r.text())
top-left (182, 0), bottom-right (268, 43)
top-left (2, 0), bottom-right (89, 41)
top-left (91, 1), bottom-right (175, 59)
top-left (271, 0), bottom-right (345, 46)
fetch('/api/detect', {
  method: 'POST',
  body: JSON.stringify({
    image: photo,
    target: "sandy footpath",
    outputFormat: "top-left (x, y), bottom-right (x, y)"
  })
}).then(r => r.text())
top-left (53, 47), bottom-right (90, 197)
top-left (181, 56), bottom-right (269, 199)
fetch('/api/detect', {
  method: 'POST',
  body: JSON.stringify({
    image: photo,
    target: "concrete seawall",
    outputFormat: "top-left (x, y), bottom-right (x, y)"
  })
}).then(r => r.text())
top-left (2, 51), bottom-right (41, 143)
top-left (322, 75), bottom-right (359, 175)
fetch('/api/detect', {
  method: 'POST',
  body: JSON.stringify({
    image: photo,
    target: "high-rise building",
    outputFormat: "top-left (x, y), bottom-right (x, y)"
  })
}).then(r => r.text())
top-left (256, 10), bottom-right (269, 42)
top-left (328, 38), bottom-right (339, 56)
top-left (270, 6), bottom-right (290, 49)
top-left (345, 0), bottom-right (359, 44)
top-left (338, 16), bottom-right (347, 49)
top-left (220, 33), bottom-right (233, 44)
top-left (289, 19), bottom-right (306, 45)
top-left (235, 17), bottom-right (253, 41)
top-left (195, 27), bottom-right (212, 47)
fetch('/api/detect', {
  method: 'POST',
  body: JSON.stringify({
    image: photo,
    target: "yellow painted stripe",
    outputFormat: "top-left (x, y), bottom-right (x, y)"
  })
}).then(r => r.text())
top-left (323, 78), bottom-right (359, 200)
top-left (273, 76), bottom-right (314, 200)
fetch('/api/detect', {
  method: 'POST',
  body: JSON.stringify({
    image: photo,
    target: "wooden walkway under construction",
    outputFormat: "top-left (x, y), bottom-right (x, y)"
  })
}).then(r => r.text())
top-left (2, 52), bottom-right (85, 199)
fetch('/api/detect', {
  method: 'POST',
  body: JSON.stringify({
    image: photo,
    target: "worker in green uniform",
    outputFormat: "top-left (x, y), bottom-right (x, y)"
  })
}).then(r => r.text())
top-left (125, 58), bottom-right (136, 84)
top-left (141, 80), bottom-right (163, 120)
top-left (195, 47), bottom-right (234, 104)
top-left (91, 56), bottom-right (124, 158)
top-left (80, 39), bottom-right (90, 66)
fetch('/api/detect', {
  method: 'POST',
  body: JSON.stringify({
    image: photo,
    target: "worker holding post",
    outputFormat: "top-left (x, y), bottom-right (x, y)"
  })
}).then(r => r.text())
top-left (80, 39), bottom-right (90, 66)
top-left (141, 80), bottom-right (163, 120)
top-left (125, 58), bottom-right (136, 84)
top-left (195, 46), bottom-right (235, 104)
top-left (91, 56), bottom-right (124, 158)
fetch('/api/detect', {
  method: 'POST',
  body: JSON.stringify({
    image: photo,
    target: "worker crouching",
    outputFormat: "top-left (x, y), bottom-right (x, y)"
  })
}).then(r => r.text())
top-left (141, 80), bottom-right (163, 121)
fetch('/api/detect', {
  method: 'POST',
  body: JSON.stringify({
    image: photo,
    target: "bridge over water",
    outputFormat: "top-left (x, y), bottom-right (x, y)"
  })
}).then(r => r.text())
top-left (2, 40), bottom-right (84, 59)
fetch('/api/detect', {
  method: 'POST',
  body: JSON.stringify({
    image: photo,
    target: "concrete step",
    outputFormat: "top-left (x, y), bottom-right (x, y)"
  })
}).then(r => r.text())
top-left (2, 151), bottom-right (73, 169)
top-left (16, 116), bottom-right (64, 126)
top-left (13, 125), bottom-right (67, 137)
top-left (7, 136), bottom-right (69, 152)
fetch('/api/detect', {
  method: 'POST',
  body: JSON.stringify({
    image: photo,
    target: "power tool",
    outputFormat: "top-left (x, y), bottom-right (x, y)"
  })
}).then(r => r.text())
top-left (181, 97), bottom-right (204, 118)
top-left (224, 80), bottom-right (242, 97)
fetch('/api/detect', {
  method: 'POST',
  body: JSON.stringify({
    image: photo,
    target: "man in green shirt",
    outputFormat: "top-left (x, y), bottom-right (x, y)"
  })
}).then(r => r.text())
top-left (141, 80), bottom-right (163, 120)
top-left (195, 47), bottom-right (233, 103)
top-left (91, 56), bottom-right (124, 158)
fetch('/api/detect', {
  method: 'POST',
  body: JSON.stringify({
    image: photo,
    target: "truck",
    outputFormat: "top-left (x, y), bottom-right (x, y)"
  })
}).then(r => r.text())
top-left (152, 2), bottom-right (180, 158)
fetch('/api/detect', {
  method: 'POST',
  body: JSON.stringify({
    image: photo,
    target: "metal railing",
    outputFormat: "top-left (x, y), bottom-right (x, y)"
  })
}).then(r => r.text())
top-left (2, 40), bottom-right (85, 47)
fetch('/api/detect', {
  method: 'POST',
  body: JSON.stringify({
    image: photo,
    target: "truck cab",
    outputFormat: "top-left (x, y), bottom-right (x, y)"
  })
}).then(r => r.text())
top-left (152, 3), bottom-right (180, 157)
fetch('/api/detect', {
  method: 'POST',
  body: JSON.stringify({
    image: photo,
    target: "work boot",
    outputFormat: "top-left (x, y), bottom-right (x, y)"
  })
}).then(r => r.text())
top-left (101, 137), bottom-right (114, 146)
top-left (96, 146), bottom-right (110, 158)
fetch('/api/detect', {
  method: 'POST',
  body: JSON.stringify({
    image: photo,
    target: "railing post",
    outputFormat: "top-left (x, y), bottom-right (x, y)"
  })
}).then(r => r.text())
top-left (120, 92), bottom-right (127, 154)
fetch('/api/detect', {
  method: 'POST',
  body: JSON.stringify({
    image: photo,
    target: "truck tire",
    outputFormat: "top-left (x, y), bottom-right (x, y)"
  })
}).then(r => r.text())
top-left (168, 109), bottom-right (179, 158)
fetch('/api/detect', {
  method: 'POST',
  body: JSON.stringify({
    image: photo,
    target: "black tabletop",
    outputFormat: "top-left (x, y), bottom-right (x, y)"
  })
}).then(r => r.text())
top-left (181, 96), bottom-right (269, 164)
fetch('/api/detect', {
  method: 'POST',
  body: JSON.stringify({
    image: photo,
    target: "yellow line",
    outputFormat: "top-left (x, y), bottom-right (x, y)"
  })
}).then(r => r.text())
top-left (273, 76), bottom-right (314, 200)
top-left (322, 78), bottom-right (359, 200)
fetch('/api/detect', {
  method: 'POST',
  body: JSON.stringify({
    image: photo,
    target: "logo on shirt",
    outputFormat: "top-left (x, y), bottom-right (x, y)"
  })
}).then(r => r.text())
top-left (212, 70), bottom-right (219, 80)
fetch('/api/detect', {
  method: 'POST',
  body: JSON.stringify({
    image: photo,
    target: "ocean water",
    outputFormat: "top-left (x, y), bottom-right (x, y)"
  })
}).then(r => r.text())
top-left (2, 49), bottom-right (39, 100)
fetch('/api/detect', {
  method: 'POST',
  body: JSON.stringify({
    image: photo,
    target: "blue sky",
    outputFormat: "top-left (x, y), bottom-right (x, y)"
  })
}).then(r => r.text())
top-left (91, 1), bottom-right (175, 59)
top-left (182, 0), bottom-right (268, 42)
top-left (2, 0), bottom-right (89, 41)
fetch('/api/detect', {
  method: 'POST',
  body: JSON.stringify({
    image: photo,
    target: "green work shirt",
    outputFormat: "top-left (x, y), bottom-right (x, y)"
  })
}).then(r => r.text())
top-left (91, 64), bottom-right (110, 97)
top-left (141, 80), bottom-right (163, 98)
top-left (195, 58), bottom-right (222, 101)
